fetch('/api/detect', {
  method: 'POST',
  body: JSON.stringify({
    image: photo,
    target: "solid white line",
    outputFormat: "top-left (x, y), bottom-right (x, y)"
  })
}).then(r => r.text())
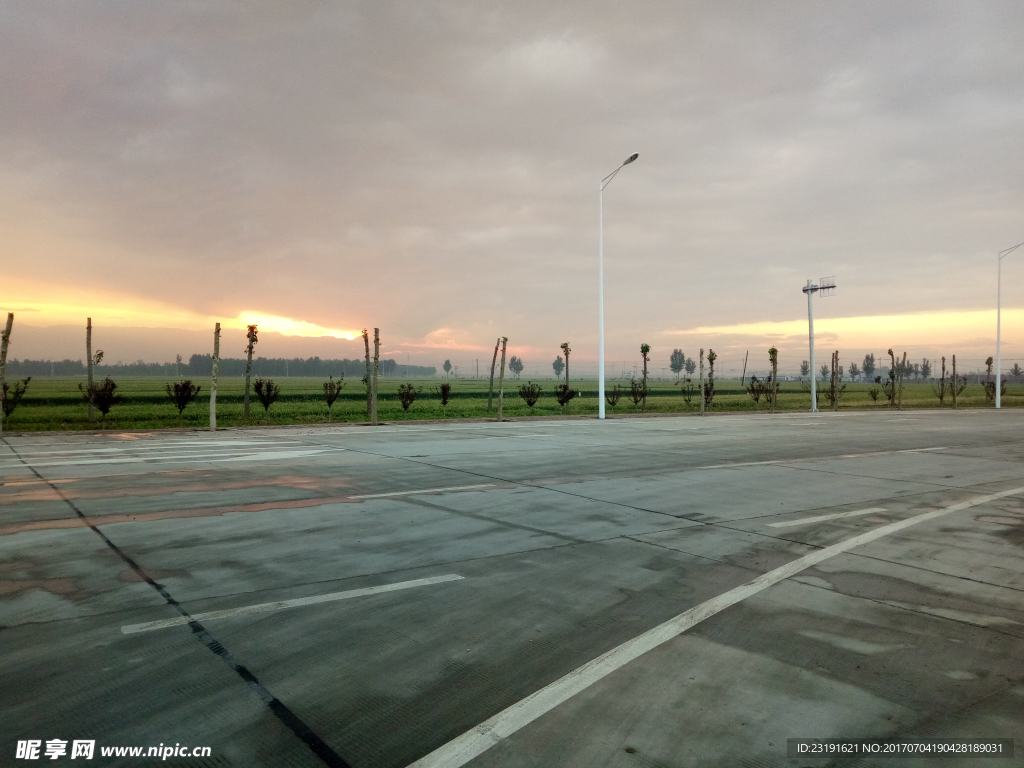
top-left (121, 574), bottom-right (463, 634)
top-left (0, 448), bottom-right (331, 468)
top-left (699, 447), bottom-right (947, 470)
top-left (9, 440), bottom-right (283, 456)
top-left (767, 507), bottom-right (887, 528)
top-left (350, 484), bottom-right (494, 499)
top-left (406, 486), bottom-right (1024, 768)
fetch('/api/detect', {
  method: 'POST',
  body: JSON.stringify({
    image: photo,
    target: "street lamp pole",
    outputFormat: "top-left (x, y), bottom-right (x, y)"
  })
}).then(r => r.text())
top-left (802, 277), bottom-right (835, 414)
top-left (598, 152), bottom-right (639, 420)
top-left (996, 241), bottom-right (1024, 409)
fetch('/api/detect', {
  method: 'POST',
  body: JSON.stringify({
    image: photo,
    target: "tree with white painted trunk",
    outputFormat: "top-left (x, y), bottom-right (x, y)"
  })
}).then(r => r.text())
top-left (496, 337), bottom-right (508, 420)
top-left (487, 337), bottom-right (499, 411)
top-left (243, 324), bottom-right (258, 420)
top-left (0, 313), bottom-right (12, 433)
top-left (209, 323), bottom-right (220, 431)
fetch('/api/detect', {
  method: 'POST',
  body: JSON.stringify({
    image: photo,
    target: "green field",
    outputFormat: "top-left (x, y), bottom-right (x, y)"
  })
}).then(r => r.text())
top-left (1, 376), bottom-right (1019, 432)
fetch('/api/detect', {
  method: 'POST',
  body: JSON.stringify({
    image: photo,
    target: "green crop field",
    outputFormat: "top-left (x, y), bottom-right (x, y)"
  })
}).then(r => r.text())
top-left (1, 376), bottom-right (1020, 432)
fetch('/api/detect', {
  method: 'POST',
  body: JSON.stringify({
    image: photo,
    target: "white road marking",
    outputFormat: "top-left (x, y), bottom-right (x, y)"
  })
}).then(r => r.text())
top-left (699, 447), bottom-right (947, 470)
top-left (122, 574), bottom-right (463, 634)
top-left (9, 440), bottom-right (283, 456)
top-left (0, 448), bottom-right (332, 468)
top-left (767, 507), bottom-right (887, 528)
top-left (407, 486), bottom-right (1024, 768)
top-left (350, 484), bottom-right (494, 499)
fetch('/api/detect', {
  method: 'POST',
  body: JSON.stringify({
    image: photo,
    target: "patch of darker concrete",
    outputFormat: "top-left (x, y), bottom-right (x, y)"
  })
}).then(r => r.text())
top-left (0, 578), bottom-right (88, 600)
top-left (0, 495), bottom-right (361, 536)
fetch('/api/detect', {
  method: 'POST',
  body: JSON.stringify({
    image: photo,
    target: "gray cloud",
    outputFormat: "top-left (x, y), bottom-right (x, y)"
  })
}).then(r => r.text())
top-left (3, 1), bottom-right (1024, 368)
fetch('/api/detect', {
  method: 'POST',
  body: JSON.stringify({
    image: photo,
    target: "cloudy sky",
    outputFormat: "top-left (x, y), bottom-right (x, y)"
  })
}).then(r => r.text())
top-left (3, 1), bottom-right (1024, 376)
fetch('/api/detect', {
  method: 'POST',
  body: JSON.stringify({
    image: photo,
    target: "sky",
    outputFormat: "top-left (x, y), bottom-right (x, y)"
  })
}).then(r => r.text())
top-left (3, 1), bottom-right (1024, 378)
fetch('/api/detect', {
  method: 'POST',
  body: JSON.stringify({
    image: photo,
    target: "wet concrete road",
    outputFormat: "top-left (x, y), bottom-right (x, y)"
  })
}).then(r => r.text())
top-left (1, 410), bottom-right (1023, 767)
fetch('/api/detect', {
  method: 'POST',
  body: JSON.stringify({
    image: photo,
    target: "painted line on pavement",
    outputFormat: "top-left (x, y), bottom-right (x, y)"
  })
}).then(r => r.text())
top-left (0, 448), bottom-right (334, 468)
top-left (767, 507), bottom-right (887, 528)
top-left (350, 484), bottom-right (494, 499)
top-left (9, 440), bottom-right (283, 456)
top-left (122, 574), bottom-right (463, 634)
top-left (407, 486), bottom-right (1024, 768)
top-left (699, 447), bottom-right (947, 470)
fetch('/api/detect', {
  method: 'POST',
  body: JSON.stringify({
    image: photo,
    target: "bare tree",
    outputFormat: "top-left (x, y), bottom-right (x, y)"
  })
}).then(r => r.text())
top-left (560, 342), bottom-right (571, 386)
top-left (363, 328), bottom-right (371, 417)
top-left (640, 343), bottom-right (651, 408)
top-left (243, 324), bottom-right (258, 420)
top-left (933, 357), bottom-right (949, 405)
top-left (769, 346), bottom-right (779, 413)
top-left (699, 349), bottom-right (705, 416)
top-left (371, 328), bottom-right (380, 425)
top-left (740, 349), bottom-right (749, 385)
top-left (86, 317), bottom-right (94, 421)
top-left (496, 337), bottom-right (508, 420)
top-left (703, 349), bottom-right (717, 410)
top-left (0, 313), bottom-right (12, 434)
top-left (487, 337), bottom-right (499, 411)
top-left (823, 350), bottom-right (846, 410)
top-left (606, 384), bottom-right (623, 409)
top-left (982, 356), bottom-right (1004, 404)
top-left (628, 378), bottom-right (646, 411)
top-left (210, 323), bottom-right (220, 431)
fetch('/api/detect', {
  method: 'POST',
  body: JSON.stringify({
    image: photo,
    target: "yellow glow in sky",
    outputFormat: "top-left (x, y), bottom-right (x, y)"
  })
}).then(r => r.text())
top-left (2, 284), bottom-right (360, 340)
top-left (668, 308), bottom-right (1023, 347)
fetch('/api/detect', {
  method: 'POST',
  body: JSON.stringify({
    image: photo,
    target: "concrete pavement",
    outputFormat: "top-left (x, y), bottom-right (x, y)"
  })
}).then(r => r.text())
top-left (1, 409), bottom-right (1022, 766)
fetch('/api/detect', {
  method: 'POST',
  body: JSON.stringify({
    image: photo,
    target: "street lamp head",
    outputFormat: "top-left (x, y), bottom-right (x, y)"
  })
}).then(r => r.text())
top-left (623, 152), bottom-right (639, 165)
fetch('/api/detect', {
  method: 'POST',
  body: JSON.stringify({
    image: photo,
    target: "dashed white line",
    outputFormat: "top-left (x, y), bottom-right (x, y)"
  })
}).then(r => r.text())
top-left (406, 486), bottom-right (1024, 768)
top-left (122, 574), bottom-right (463, 634)
top-left (767, 507), bottom-right (887, 528)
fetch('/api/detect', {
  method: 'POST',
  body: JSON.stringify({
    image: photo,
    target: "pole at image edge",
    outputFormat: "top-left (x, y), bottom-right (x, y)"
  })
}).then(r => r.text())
top-left (996, 252), bottom-right (1002, 408)
top-left (598, 179), bottom-right (605, 419)
top-left (597, 152), bottom-right (638, 421)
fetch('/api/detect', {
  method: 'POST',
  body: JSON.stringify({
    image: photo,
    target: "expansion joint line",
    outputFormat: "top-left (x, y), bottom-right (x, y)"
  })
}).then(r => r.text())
top-left (0, 437), bottom-right (352, 768)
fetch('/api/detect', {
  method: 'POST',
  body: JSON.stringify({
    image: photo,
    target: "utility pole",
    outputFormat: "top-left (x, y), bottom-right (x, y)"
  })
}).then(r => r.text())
top-left (802, 277), bottom-right (835, 413)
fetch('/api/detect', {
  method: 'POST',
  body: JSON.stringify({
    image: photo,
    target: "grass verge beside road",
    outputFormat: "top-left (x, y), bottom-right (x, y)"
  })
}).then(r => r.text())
top-left (2, 376), bottom-right (1020, 432)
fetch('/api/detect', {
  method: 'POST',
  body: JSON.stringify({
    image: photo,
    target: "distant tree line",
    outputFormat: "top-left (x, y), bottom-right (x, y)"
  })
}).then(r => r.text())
top-left (6, 356), bottom-right (436, 378)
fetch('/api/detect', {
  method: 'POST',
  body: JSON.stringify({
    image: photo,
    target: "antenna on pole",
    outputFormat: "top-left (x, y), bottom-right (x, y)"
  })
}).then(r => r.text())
top-left (802, 277), bottom-right (837, 413)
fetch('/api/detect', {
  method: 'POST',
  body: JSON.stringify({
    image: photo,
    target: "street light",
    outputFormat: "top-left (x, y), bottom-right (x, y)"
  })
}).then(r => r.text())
top-left (802, 277), bottom-right (835, 413)
top-left (598, 152), bottom-right (639, 420)
top-left (996, 240), bottom-right (1024, 408)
